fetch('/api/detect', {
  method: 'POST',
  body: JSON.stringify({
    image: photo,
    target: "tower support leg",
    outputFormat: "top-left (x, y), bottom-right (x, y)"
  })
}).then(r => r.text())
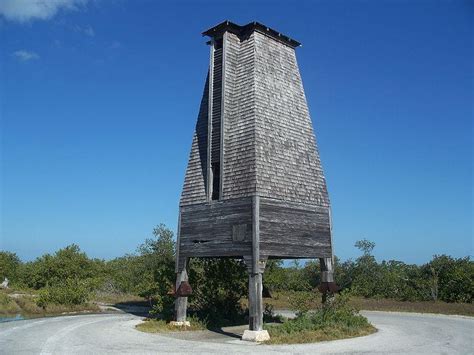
top-left (173, 257), bottom-right (190, 326)
top-left (319, 257), bottom-right (338, 303)
top-left (242, 257), bottom-right (269, 342)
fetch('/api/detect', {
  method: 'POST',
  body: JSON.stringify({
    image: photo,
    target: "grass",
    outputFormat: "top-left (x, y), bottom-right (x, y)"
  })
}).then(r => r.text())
top-left (0, 290), bottom-right (99, 317)
top-left (136, 315), bottom-right (207, 333)
top-left (351, 297), bottom-right (474, 317)
top-left (93, 292), bottom-right (145, 305)
top-left (0, 292), bottom-right (21, 314)
top-left (264, 292), bottom-right (377, 344)
top-left (265, 323), bottom-right (376, 344)
top-left (263, 291), bottom-right (474, 317)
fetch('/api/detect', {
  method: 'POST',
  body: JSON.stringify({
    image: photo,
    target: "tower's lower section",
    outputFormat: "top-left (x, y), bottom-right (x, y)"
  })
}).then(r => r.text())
top-left (177, 196), bottom-right (332, 261)
top-left (174, 196), bottom-right (335, 340)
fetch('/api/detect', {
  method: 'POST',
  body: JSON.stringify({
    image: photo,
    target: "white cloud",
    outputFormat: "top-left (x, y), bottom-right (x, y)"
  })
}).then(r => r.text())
top-left (83, 24), bottom-right (94, 36)
top-left (0, 0), bottom-right (89, 23)
top-left (74, 24), bottom-right (95, 37)
top-left (109, 40), bottom-right (121, 49)
top-left (12, 50), bottom-right (39, 61)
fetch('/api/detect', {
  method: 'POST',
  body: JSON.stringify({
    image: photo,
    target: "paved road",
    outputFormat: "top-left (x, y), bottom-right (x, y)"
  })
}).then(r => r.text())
top-left (0, 311), bottom-right (472, 354)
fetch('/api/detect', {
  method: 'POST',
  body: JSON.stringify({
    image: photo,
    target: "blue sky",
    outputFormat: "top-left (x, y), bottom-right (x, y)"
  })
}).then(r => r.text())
top-left (1, 0), bottom-right (472, 263)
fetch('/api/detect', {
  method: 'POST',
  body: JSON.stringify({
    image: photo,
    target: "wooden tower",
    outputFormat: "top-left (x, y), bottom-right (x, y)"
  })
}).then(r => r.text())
top-left (175, 21), bottom-right (336, 340)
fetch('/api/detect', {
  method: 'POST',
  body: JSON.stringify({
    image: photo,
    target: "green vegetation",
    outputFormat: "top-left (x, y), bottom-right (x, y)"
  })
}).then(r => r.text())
top-left (265, 292), bottom-right (376, 344)
top-left (264, 239), bottom-right (474, 304)
top-left (1, 226), bottom-right (472, 327)
top-left (0, 292), bottom-right (21, 314)
top-left (262, 291), bottom-right (474, 317)
top-left (189, 258), bottom-right (247, 326)
top-left (136, 315), bottom-right (207, 333)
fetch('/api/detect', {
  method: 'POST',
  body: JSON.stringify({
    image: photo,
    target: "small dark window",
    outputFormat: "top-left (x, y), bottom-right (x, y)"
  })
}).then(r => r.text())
top-left (214, 38), bottom-right (223, 50)
top-left (211, 163), bottom-right (220, 200)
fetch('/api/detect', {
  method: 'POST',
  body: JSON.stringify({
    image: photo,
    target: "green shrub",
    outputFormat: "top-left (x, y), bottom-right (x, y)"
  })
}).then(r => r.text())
top-left (0, 252), bottom-right (22, 285)
top-left (423, 255), bottom-right (474, 303)
top-left (149, 294), bottom-right (175, 320)
top-left (287, 290), bottom-right (316, 315)
top-left (189, 258), bottom-right (247, 326)
top-left (0, 292), bottom-right (21, 314)
top-left (266, 291), bottom-right (374, 343)
top-left (37, 279), bottom-right (90, 307)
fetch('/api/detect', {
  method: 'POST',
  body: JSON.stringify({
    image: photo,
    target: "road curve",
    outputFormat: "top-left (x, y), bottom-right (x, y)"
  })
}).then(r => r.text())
top-left (0, 311), bottom-right (472, 354)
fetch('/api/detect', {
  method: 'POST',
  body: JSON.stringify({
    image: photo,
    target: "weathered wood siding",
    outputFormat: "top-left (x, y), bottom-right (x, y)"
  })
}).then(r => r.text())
top-left (179, 23), bottom-right (333, 260)
top-left (210, 44), bottom-right (223, 164)
top-left (180, 75), bottom-right (209, 206)
top-left (259, 197), bottom-right (332, 258)
top-left (179, 197), bottom-right (253, 257)
top-left (253, 31), bottom-right (330, 207)
top-left (221, 32), bottom-right (258, 199)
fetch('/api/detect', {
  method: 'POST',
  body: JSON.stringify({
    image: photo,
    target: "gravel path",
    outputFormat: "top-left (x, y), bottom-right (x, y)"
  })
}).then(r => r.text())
top-left (0, 311), bottom-right (472, 354)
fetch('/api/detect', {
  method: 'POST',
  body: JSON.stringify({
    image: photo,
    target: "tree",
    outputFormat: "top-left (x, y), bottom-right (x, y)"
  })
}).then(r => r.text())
top-left (134, 224), bottom-right (176, 313)
top-left (21, 244), bottom-right (105, 290)
top-left (0, 251), bottom-right (21, 284)
top-left (189, 257), bottom-right (247, 325)
top-left (354, 239), bottom-right (375, 256)
top-left (423, 255), bottom-right (474, 303)
top-left (351, 239), bottom-right (383, 298)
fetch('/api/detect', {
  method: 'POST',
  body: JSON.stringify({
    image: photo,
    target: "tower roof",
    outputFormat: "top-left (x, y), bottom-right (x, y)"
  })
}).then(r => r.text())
top-left (203, 20), bottom-right (301, 48)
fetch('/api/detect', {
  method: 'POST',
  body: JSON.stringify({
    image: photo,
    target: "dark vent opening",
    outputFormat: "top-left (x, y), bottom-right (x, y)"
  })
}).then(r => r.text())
top-left (214, 38), bottom-right (223, 49)
top-left (211, 163), bottom-right (220, 200)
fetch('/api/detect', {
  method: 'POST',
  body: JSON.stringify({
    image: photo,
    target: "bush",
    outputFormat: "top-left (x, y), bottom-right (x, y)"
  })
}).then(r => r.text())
top-left (20, 244), bottom-right (106, 290)
top-left (288, 290), bottom-right (317, 315)
top-left (0, 252), bottom-right (21, 285)
top-left (149, 294), bottom-right (175, 321)
top-left (423, 255), bottom-right (474, 303)
top-left (189, 258), bottom-right (247, 326)
top-left (37, 279), bottom-right (90, 307)
top-left (0, 292), bottom-right (21, 314)
top-left (266, 291), bottom-right (375, 344)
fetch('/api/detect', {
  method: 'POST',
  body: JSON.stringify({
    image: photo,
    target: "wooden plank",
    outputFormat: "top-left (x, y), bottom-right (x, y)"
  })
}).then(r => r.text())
top-left (252, 195), bottom-right (260, 273)
top-left (206, 39), bottom-right (214, 201)
top-left (219, 32), bottom-right (227, 200)
top-left (259, 197), bottom-right (332, 258)
top-left (179, 197), bottom-right (253, 258)
top-left (175, 259), bottom-right (188, 322)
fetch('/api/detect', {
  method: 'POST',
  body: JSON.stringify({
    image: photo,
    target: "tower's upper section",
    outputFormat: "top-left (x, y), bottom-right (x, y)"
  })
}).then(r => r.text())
top-left (203, 21), bottom-right (301, 48)
top-left (180, 21), bottom-right (329, 208)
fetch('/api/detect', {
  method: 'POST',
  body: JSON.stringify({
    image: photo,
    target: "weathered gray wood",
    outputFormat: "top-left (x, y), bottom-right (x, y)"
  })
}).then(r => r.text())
top-left (206, 39), bottom-right (214, 201)
top-left (248, 272), bottom-right (263, 331)
top-left (178, 21), bottom-right (336, 333)
top-left (320, 257), bottom-right (335, 303)
top-left (320, 257), bottom-right (334, 282)
top-left (252, 195), bottom-right (260, 273)
top-left (175, 259), bottom-right (188, 322)
top-left (244, 256), bottom-right (266, 331)
top-left (259, 197), bottom-right (332, 258)
top-left (179, 197), bottom-right (252, 258)
top-left (218, 32), bottom-right (227, 200)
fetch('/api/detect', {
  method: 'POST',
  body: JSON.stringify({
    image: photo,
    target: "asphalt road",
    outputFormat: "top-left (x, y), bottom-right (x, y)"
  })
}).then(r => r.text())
top-left (0, 311), bottom-right (472, 354)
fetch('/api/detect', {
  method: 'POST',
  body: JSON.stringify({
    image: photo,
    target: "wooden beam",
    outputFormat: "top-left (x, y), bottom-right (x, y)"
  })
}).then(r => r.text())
top-left (175, 259), bottom-right (189, 322)
top-left (252, 195), bottom-right (260, 273)
top-left (219, 32), bottom-right (227, 200)
top-left (206, 39), bottom-right (214, 201)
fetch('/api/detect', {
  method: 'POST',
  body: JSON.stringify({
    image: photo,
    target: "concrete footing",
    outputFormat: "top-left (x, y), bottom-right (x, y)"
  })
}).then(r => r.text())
top-left (241, 330), bottom-right (270, 342)
top-left (169, 321), bottom-right (190, 327)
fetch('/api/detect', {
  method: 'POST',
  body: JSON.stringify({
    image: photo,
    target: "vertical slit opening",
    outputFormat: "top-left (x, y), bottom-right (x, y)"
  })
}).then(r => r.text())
top-left (211, 162), bottom-right (220, 200)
